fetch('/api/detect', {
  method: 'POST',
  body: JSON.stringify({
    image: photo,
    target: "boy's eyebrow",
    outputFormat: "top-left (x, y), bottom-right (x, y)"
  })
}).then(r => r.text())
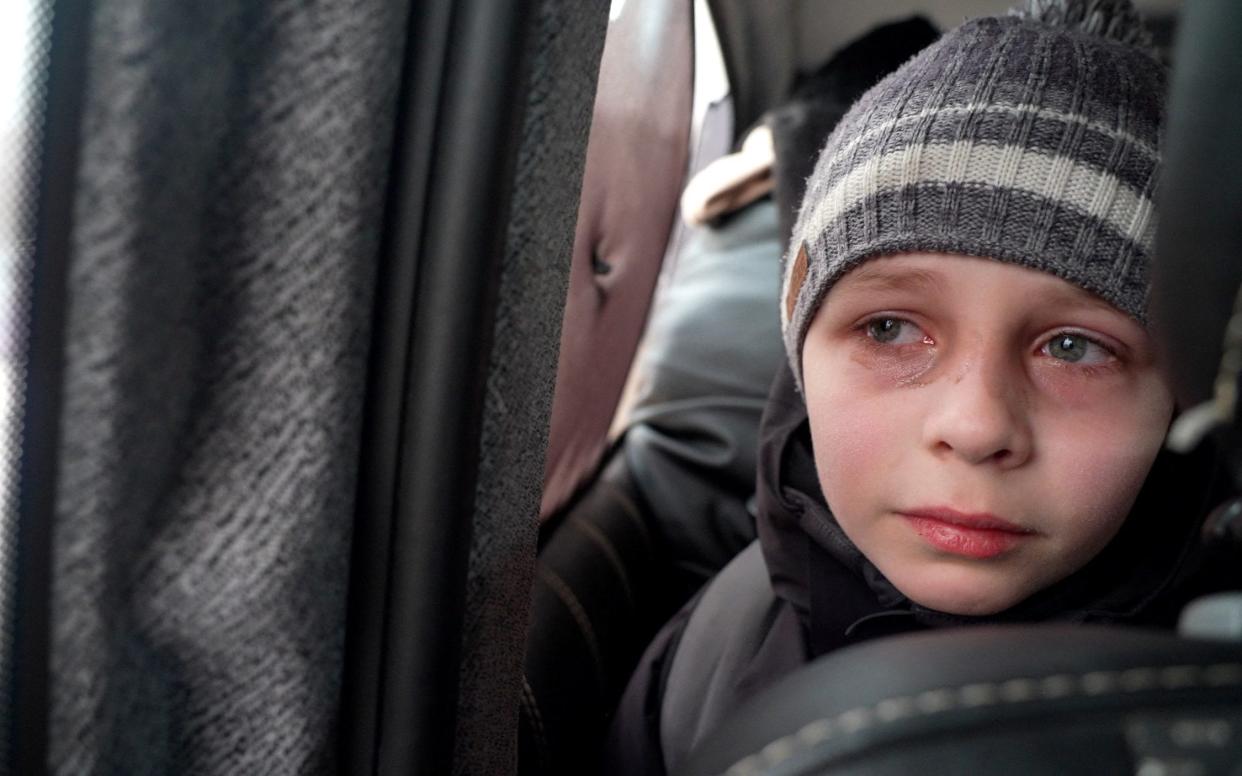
top-left (842, 262), bottom-right (1124, 318)
top-left (839, 265), bottom-right (946, 295)
top-left (1035, 284), bottom-right (1128, 317)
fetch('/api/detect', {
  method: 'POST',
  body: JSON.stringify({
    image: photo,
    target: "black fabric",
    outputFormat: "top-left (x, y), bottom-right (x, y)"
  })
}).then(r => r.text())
top-left (649, 543), bottom-right (807, 774)
top-left (595, 585), bottom-right (700, 776)
top-left (522, 455), bottom-right (687, 776)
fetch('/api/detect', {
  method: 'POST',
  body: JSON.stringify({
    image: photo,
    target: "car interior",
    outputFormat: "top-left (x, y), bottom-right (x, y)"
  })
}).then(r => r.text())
top-left (0, 0), bottom-right (1238, 774)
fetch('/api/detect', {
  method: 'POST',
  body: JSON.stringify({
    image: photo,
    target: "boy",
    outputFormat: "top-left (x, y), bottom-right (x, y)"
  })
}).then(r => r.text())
top-left (602, 1), bottom-right (1228, 773)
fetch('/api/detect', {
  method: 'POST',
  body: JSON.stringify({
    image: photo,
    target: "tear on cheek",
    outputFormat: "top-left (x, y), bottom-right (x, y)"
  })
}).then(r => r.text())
top-left (851, 348), bottom-right (936, 386)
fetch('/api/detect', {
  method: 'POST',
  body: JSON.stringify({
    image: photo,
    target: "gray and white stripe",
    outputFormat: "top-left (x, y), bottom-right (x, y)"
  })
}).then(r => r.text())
top-left (800, 140), bottom-right (1156, 258)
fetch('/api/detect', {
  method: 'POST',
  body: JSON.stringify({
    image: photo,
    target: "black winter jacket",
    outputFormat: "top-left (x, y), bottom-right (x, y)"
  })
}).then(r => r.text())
top-left (601, 362), bottom-right (1232, 776)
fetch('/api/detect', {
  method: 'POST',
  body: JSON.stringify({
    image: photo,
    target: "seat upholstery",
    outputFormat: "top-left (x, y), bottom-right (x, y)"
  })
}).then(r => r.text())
top-left (521, 454), bottom-right (686, 776)
top-left (539, 0), bottom-right (694, 520)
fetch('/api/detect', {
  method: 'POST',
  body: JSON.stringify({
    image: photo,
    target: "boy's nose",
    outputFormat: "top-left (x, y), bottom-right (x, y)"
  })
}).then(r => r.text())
top-left (922, 353), bottom-right (1032, 469)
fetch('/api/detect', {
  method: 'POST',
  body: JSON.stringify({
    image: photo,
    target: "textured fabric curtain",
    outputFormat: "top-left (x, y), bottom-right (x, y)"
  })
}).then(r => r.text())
top-left (45, 0), bottom-right (606, 772)
top-left (49, 0), bottom-right (407, 772)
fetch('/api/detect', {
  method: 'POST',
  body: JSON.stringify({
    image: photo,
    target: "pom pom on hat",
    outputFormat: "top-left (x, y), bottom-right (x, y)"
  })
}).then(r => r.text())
top-left (1016, 0), bottom-right (1155, 51)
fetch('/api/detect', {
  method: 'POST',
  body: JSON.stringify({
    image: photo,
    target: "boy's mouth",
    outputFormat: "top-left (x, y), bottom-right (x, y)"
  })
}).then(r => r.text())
top-left (899, 507), bottom-right (1035, 559)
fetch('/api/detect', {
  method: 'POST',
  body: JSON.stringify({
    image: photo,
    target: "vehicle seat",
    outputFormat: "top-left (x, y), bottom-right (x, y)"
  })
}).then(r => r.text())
top-left (538, 0), bottom-right (694, 521)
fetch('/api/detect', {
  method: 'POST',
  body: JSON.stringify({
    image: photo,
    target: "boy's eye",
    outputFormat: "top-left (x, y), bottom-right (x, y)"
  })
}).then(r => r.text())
top-left (1042, 332), bottom-right (1111, 364)
top-left (865, 317), bottom-right (925, 345)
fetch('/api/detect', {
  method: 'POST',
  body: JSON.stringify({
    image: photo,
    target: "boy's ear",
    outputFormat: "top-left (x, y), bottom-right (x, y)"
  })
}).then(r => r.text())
top-left (786, 242), bottom-right (809, 320)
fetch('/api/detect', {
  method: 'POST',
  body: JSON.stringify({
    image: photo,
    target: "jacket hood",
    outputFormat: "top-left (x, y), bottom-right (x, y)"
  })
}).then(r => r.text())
top-left (755, 362), bottom-right (1226, 650)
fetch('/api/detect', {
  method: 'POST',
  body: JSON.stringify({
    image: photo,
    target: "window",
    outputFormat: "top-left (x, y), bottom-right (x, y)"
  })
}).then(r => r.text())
top-left (0, 0), bottom-right (51, 759)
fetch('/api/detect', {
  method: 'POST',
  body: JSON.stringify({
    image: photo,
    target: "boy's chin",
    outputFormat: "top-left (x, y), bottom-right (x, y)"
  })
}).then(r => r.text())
top-left (889, 568), bottom-right (1037, 617)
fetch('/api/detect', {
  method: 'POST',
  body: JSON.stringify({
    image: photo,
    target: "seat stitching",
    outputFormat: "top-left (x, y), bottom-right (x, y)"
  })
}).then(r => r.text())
top-left (722, 662), bottom-right (1242, 776)
top-left (520, 674), bottom-right (549, 769)
top-left (536, 564), bottom-right (608, 694)
top-left (568, 514), bottom-right (637, 611)
top-left (600, 479), bottom-right (655, 560)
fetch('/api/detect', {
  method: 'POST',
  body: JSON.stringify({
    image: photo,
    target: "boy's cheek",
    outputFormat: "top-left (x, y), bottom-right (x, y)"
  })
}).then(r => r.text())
top-left (804, 378), bottom-right (914, 509)
top-left (1038, 414), bottom-right (1166, 534)
top-left (1038, 375), bottom-right (1172, 515)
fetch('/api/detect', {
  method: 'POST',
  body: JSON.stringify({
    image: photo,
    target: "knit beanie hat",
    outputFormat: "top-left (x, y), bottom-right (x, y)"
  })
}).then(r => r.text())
top-left (781, 0), bottom-right (1165, 391)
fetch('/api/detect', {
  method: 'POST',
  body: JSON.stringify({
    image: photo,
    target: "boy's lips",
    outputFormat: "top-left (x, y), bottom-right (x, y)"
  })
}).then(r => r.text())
top-left (899, 507), bottom-right (1035, 559)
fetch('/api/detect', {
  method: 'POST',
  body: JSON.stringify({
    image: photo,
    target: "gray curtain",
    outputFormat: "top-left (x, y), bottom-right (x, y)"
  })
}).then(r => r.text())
top-left (50, 0), bottom-right (407, 772)
top-left (454, 4), bottom-right (608, 773)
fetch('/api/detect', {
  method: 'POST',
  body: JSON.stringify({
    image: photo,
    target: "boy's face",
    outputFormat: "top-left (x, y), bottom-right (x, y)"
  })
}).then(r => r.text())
top-left (802, 253), bottom-right (1174, 616)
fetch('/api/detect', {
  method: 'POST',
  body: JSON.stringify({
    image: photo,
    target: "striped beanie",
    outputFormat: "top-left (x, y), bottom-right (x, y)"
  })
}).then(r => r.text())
top-left (781, 0), bottom-right (1165, 391)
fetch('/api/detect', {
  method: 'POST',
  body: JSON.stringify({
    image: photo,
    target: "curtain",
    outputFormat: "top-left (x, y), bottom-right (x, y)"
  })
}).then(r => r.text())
top-left (49, 0), bottom-right (406, 771)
